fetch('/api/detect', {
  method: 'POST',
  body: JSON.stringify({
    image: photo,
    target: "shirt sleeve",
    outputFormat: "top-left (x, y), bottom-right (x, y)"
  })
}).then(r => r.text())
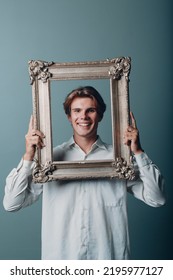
top-left (127, 153), bottom-right (166, 207)
top-left (3, 159), bottom-right (43, 212)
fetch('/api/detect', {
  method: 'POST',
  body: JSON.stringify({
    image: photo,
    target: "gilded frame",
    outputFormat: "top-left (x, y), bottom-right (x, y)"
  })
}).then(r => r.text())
top-left (28, 57), bottom-right (135, 183)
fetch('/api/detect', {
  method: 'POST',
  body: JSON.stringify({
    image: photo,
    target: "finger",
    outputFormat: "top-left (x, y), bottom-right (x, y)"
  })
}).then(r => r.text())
top-left (130, 111), bottom-right (137, 129)
top-left (36, 140), bottom-right (45, 148)
top-left (26, 135), bottom-right (45, 147)
top-left (127, 126), bottom-right (133, 132)
top-left (31, 130), bottom-right (45, 138)
top-left (123, 134), bottom-right (131, 146)
top-left (27, 115), bottom-right (45, 138)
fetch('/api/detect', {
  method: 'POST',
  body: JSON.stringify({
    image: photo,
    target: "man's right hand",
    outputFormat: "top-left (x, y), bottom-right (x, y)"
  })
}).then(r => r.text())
top-left (23, 115), bottom-right (45, 161)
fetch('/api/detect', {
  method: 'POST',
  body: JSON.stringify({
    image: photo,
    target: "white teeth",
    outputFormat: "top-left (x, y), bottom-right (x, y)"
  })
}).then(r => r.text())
top-left (78, 123), bottom-right (90, 127)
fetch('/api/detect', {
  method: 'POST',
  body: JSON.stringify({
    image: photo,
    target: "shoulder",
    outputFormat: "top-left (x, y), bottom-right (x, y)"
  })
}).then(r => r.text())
top-left (97, 136), bottom-right (113, 151)
top-left (103, 142), bottom-right (113, 151)
top-left (53, 139), bottom-right (73, 160)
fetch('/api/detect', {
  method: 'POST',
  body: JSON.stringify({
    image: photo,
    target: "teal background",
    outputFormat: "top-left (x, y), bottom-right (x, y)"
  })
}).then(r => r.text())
top-left (0, 0), bottom-right (172, 260)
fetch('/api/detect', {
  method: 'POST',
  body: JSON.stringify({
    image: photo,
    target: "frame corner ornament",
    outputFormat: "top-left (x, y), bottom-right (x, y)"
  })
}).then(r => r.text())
top-left (28, 60), bottom-right (54, 85)
top-left (113, 157), bottom-right (135, 180)
top-left (32, 161), bottom-right (55, 183)
top-left (108, 56), bottom-right (131, 80)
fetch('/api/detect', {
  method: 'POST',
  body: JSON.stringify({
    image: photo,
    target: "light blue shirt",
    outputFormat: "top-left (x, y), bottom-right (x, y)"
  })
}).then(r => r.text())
top-left (3, 137), bottom-right (165, 259)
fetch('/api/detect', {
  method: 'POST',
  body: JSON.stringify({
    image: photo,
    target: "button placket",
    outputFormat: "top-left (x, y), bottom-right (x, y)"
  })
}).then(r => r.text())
top-left (81, 181), bottom-right (88, 250)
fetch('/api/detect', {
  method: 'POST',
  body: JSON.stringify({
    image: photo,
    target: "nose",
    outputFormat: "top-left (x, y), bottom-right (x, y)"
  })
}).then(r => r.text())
top-left (80, 110), bottom-right (88, 119)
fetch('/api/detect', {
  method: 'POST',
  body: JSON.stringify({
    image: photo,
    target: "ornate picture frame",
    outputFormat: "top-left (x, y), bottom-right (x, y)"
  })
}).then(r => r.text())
top-left (28, 57), bottom-right (135, 183)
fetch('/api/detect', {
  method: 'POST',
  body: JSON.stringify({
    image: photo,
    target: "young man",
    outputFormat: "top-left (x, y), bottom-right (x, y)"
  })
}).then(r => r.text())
top-left (3, 86), bottom-right (165, 260)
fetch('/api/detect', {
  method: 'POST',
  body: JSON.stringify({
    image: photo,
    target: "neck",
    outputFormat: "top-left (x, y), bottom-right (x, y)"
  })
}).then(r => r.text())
top-left (74, 135), bottom-right (98, 154)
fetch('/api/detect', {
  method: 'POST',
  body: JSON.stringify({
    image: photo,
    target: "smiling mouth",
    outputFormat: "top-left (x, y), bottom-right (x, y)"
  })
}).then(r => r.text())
top-left (77, 123), bottom-right (91, 127)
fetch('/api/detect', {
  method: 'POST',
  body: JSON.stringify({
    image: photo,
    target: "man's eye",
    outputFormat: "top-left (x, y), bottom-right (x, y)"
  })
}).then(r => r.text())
top-left (73, 109), bottom-right (81, 113)
top-left (88, 108), bottom-right (96, 113)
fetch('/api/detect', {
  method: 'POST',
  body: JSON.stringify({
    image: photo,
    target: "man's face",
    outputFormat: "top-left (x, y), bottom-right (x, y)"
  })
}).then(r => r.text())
top-left (68, 97), bottom-right (101, 140)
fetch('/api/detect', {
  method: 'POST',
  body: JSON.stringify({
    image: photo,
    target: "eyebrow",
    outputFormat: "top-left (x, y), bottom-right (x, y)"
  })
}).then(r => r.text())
top-left (71, 107), bottom-right (97, 110)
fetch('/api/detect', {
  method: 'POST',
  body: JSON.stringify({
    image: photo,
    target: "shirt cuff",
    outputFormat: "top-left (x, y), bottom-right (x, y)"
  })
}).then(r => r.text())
top-left (134, 152), bottom-right (152, 168)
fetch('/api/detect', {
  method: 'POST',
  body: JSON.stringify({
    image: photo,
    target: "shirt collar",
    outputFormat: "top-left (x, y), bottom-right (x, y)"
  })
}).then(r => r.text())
top-left (67, 136), bottom-right (108, 151)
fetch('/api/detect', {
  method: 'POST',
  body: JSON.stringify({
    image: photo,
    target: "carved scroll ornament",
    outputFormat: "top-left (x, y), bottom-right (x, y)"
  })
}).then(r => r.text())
top-left (113, 157), bottom-right (135, 180)
top-left (28, 60), bottom-right (54, 85)
top-left (32, 161), bottom-right (56, 183)
top-left (108, 57), bottom-right (131, 80)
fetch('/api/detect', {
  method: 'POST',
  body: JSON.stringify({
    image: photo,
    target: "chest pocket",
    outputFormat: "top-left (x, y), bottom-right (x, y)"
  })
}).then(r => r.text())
top-left (94, 179), bottom-right (126, 208)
